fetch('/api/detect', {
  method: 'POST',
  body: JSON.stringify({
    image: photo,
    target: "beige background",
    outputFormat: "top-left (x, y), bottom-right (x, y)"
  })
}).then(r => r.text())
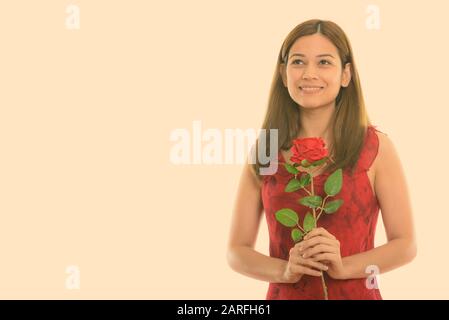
top-left (0, 0), bottom-right (447, 299)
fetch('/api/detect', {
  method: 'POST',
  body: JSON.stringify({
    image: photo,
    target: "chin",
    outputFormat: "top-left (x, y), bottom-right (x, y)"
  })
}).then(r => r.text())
top-left (297, 98), bottom-right (336, 110)
top-left (297, 102), bottom-right (324, 109)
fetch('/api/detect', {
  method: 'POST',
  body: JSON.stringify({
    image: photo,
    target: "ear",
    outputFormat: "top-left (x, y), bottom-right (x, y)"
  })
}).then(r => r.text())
top-left (341, 62), bottom-right (352, 87)
top-left (279, 63), bottom-right (287, 87)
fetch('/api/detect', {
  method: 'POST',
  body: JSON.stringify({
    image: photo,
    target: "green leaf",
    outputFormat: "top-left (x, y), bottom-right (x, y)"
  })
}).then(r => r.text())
top-left (298, 172), bottom-right (311, 187)
top-left (291, 228), bottom-right (303, 242)
top-left (285, 178), bottom-right (301, 192)
top-left (303, 212), bottom-right (316, 232)
top-left (299, 195), bottom-right (323, 209)
top-left (284, 163), bottom-right (299, 175)
top-left (324, 168), bottom-right (343, 196)
top-left (301, 159), bottom-right (311, 167)
top-left (324, 199), bottom-right (344, 214)
top-left (275, 208), bottom-right (299, 227)
top-left (310, 157), bottom-right (327, 167)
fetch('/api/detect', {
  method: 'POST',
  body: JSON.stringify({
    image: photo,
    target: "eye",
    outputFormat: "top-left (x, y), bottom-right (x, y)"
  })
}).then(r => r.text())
top-left (291, 59), bottom-right (331, 65)
top-left (291, 59), bottom-right (304, 65)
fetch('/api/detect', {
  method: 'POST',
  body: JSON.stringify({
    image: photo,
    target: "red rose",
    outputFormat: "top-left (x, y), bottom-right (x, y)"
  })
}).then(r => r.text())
top-left (290, 137), bottom-right (328, 165)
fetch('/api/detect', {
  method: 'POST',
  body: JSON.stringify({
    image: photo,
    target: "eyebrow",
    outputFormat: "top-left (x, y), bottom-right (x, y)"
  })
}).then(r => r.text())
top-left (289, 53), bottom-right (336, 59)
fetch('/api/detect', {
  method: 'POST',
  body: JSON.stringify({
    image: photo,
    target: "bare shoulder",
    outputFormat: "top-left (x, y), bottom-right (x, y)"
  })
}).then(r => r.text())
top-left (373, 130), bottom-right (401, 177)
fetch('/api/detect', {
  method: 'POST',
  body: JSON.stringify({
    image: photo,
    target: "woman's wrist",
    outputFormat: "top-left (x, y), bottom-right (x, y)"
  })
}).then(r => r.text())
top-left (339, 257), bottom-right (352, 280)
top-left (277, 260), bottom-right (290, 283)
top-left (278, 260), bottom-right (306, 284)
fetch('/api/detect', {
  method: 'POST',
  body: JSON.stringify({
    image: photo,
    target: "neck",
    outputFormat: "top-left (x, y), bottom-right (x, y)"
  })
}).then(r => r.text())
top-left (297, 102), bottom-right (335, 141)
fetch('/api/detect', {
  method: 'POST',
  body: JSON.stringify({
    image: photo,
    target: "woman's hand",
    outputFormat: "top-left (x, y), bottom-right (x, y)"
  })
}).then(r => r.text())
top-left (299, 227), bottom-right (348, 280)
top-left (282, 241), bottom-right (329, 283)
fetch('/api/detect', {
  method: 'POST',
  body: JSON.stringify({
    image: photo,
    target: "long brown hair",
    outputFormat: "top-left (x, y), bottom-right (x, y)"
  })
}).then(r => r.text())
top-left (252, 19), bottom-right (373, 180)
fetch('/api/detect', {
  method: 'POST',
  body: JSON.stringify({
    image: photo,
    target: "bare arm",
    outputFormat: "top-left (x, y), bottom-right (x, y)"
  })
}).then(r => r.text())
top-left (226, 163), bottom-right (288, 283)
top-left (342, 132), bottom-right (418, 279)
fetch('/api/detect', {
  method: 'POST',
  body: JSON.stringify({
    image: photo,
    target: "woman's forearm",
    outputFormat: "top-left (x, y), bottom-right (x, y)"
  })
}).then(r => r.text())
top-left (227, 246), bottom-right (293, 283)
top-left (342, 238), bottom-right (417, 280)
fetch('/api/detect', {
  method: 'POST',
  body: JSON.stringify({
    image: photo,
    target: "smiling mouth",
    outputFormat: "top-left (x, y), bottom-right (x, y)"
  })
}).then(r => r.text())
top-left (299, 86), bottom-right (324, 93)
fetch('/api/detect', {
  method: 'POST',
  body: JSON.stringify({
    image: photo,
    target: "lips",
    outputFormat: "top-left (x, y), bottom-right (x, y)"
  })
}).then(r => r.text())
top-left (299, 86), bottom-right (324, 89)
top-left (299, 86), bottom-right (324, 93)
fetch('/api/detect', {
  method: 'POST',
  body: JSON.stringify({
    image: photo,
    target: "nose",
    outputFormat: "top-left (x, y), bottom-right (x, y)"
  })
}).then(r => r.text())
top-left (302, 65), bottom-right (318, 80)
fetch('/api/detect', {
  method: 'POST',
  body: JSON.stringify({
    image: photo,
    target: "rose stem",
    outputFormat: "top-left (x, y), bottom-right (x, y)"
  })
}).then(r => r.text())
top-left (310, 169), bottom-right (329, 300)
top-left (321, 273), bottom-right (329, 300)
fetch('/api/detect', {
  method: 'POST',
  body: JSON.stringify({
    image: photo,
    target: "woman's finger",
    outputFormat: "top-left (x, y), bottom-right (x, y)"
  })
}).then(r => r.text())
top-left (294, 255), bottom-right (328, 271)
top-left (312, 252), bottom-right (338, 263)
top-left (304, 227), bottom-right (336, 240)
top-left (299, 236), bottom-right (338, 252)
top-left (291, 264), bottom-right (323, 277)
top-left (303, 244), bottom-right (337, 258)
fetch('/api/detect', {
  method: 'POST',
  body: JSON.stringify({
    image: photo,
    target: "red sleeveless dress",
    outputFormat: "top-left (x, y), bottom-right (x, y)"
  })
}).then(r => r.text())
top-left (261, 125), bottom-right (383, 300)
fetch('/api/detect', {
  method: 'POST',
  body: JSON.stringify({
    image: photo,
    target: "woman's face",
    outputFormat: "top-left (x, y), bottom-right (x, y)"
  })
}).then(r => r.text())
top-left (280, 33), bottom-right (351, 109)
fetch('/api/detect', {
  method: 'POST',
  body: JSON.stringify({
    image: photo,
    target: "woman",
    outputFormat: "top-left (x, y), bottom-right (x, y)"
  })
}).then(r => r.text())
top-left (226, 19), bottom-right (417, 299)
